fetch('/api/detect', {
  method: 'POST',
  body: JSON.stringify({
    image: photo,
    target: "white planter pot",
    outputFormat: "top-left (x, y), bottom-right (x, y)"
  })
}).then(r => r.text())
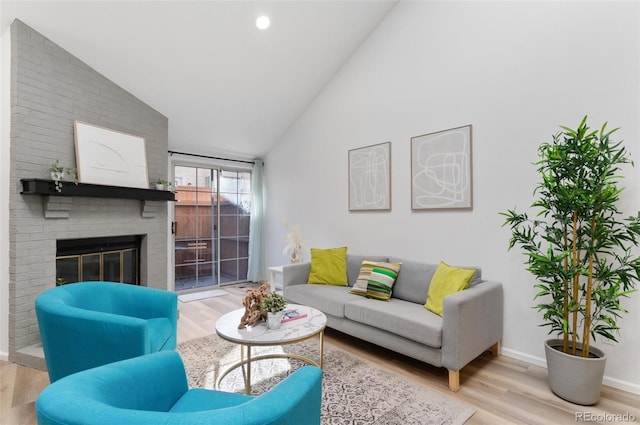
top-left (266, 312), bottom-right (282, 330)
top-left (544, 338), bottom-right (606, 405)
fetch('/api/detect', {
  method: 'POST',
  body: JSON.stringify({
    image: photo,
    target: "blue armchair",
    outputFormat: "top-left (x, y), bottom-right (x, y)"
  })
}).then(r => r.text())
top-left (35, 281), bottom-right (178, 382)
top-left (36, 350), bottom-right (323, 425)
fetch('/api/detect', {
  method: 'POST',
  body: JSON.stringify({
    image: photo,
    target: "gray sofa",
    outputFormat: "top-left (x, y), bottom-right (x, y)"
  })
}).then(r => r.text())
top-left (282, 254), bottom-right (503, 392)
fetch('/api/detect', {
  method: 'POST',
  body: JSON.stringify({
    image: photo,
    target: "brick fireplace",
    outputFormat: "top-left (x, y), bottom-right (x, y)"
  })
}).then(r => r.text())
top-left (8, 20), bottom-right (170, 369)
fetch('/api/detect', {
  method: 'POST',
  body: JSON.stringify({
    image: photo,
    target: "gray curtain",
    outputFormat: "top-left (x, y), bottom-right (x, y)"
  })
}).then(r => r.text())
top-left (247, 159), bottom-right (265, 282)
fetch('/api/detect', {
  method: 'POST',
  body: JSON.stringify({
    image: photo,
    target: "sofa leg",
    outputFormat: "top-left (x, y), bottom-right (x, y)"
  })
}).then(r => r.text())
top-left (448, 370), bottom-right (460, 392)
top-left (491, 341), bottom-right (501, 357)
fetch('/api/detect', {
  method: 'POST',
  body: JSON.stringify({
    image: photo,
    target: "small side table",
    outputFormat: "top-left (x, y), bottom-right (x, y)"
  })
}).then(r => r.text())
top-left (267, 265), bottom-right (283, 292)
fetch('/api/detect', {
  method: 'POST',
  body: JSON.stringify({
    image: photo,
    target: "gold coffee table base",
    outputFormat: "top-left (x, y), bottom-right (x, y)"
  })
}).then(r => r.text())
top-left (216, 330), bottom-right (324, 395)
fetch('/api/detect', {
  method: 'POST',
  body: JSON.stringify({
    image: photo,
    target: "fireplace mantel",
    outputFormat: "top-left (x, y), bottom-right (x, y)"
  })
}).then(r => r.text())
top-left (20, 179), bottom-right (176, 201)
top-left (20, 179), bottom-right (174, 219)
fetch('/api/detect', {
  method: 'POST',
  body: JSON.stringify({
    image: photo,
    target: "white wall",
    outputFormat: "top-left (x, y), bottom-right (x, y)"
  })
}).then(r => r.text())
top-left (0, 25), bottom-right (10, 360)
top-left (264, 1), bottom-right (640, 393)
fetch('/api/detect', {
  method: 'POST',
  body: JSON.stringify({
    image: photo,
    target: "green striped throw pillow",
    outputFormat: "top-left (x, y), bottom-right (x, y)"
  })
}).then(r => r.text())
top-left (349, 260), bottom-right (379, 295)
top-left (351, 261), bottom-right (401, 300)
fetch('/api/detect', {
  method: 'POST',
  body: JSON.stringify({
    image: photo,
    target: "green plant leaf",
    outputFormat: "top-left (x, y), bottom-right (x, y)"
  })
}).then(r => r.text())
top-left (499, 116), bottom-right (639, 348)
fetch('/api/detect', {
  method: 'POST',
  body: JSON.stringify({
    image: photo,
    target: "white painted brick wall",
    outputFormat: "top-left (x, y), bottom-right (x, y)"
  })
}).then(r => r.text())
top-left (8, 20), bottom-right (170, 369)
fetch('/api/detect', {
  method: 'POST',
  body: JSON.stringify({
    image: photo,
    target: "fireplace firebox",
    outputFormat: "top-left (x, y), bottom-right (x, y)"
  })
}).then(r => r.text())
top-left (56, 235), bottom-right (142, 285)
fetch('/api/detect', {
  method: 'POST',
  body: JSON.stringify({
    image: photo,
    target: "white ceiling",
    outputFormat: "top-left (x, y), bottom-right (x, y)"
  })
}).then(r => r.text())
top-left (0, 0), bottom-right (397, 160)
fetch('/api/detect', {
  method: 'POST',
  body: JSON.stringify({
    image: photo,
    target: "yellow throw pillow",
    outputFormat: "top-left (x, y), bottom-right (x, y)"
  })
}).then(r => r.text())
top-left (307, 247), bottom-right (348, 286)
top-left (424, 261), bottom-right (475, 316)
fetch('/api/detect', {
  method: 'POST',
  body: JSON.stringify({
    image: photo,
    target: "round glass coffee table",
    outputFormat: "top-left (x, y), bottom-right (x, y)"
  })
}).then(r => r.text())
top-left (215, 304), bottom-right (327, 394)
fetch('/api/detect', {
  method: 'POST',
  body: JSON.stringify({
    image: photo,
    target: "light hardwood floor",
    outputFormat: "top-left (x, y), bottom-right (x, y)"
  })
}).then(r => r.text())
top-left (2, 283), bottom-right (639, 425)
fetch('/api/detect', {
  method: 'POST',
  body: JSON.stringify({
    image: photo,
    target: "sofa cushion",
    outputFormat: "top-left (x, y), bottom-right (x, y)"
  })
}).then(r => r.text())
top-left (388, 258), bottom-right (438, 304)
top-left (389, 257), bottom-right (483, 304)
top-left (344, 298), bottom-right (443, 348)
top-left (285, 285), bottom-right (360, 318)
top-left (467, 267), bottom-right (483, 285)
top-left (346, 255), bottom-right (389, 287)
top-left (307, 247), bottom-right (348, 286)
top-left (425, 262), bottom-right (475, 316)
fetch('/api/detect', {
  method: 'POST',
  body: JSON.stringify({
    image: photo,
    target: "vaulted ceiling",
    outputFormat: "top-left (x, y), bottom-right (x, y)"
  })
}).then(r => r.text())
top-left (1, 1), bottom-right (397, 160)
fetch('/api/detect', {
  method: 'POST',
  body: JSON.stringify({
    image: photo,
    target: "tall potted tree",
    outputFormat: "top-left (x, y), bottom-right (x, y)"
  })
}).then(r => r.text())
top-left (501, 116), bottom-right (640, 405)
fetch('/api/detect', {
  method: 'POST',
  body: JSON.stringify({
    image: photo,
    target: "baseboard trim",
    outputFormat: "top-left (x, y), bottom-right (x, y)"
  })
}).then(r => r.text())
top-left (602, 376), bottom-right (640, 396)
top-left (501, 347), bottom-right (640, 395)
top-left (501, 347), bottom-right (546, 368)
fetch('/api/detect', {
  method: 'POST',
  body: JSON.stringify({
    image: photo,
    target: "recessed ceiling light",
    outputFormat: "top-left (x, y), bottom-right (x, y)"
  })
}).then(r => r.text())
top-left (256, 16), bottom-right (270, 30)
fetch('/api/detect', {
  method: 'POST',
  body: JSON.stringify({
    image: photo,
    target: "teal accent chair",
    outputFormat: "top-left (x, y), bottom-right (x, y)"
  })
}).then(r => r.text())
top-left (36, 350), bottom-right (323, 425)
top-left (35, 281), bottom-right (178, 382)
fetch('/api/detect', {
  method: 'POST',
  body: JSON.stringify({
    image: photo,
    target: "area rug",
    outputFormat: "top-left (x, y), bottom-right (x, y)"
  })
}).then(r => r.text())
top-left (177, 335), bottom-right (476, 425)
top-left (178, 289), bottom-right (228, 303)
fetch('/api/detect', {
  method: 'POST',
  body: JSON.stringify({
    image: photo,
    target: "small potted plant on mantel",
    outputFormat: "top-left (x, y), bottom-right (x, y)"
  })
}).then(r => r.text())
top-left (151, 179), bottom-right (173, 191)
top-left (49, 160), bottom-right (78, 192)
top-left (501, 116), bottom-right (640, 405)
top-left (260, 292), bottom-right (287, 330)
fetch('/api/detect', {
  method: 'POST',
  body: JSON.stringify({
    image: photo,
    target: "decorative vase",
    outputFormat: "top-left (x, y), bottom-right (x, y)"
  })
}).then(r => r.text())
top-left (266, 312), bottom-right (282, 330)
top-left (290, 246), bottom-right (303, 264)
top-left (544, 338), bottom-right (606, 405)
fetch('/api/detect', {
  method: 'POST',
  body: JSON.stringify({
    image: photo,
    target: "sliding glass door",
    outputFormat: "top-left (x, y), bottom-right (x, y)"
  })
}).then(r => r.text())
top-left (173, 165), bottom-right (250, 291)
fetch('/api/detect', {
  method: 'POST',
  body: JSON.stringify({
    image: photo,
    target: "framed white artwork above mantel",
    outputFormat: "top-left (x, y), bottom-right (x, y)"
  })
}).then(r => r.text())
top-left (73, 121), bottom-right (149, 189)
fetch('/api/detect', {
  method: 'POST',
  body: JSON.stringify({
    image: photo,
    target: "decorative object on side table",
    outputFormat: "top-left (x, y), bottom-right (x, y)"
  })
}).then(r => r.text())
top-left (501, 116), bottom-right (640, 405)
top-left (282, 221), bottom-right (304, 263)
top-left (260, 292), bottom-right (287, 330)
top-left (237, 282), bottom-right (269, 329)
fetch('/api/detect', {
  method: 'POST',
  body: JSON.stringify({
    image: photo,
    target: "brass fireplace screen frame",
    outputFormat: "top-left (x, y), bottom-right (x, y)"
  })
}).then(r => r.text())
top-left (56, 236), bottom-right (141, 285)
top-left (56, 249), bottom-right (139, 285)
